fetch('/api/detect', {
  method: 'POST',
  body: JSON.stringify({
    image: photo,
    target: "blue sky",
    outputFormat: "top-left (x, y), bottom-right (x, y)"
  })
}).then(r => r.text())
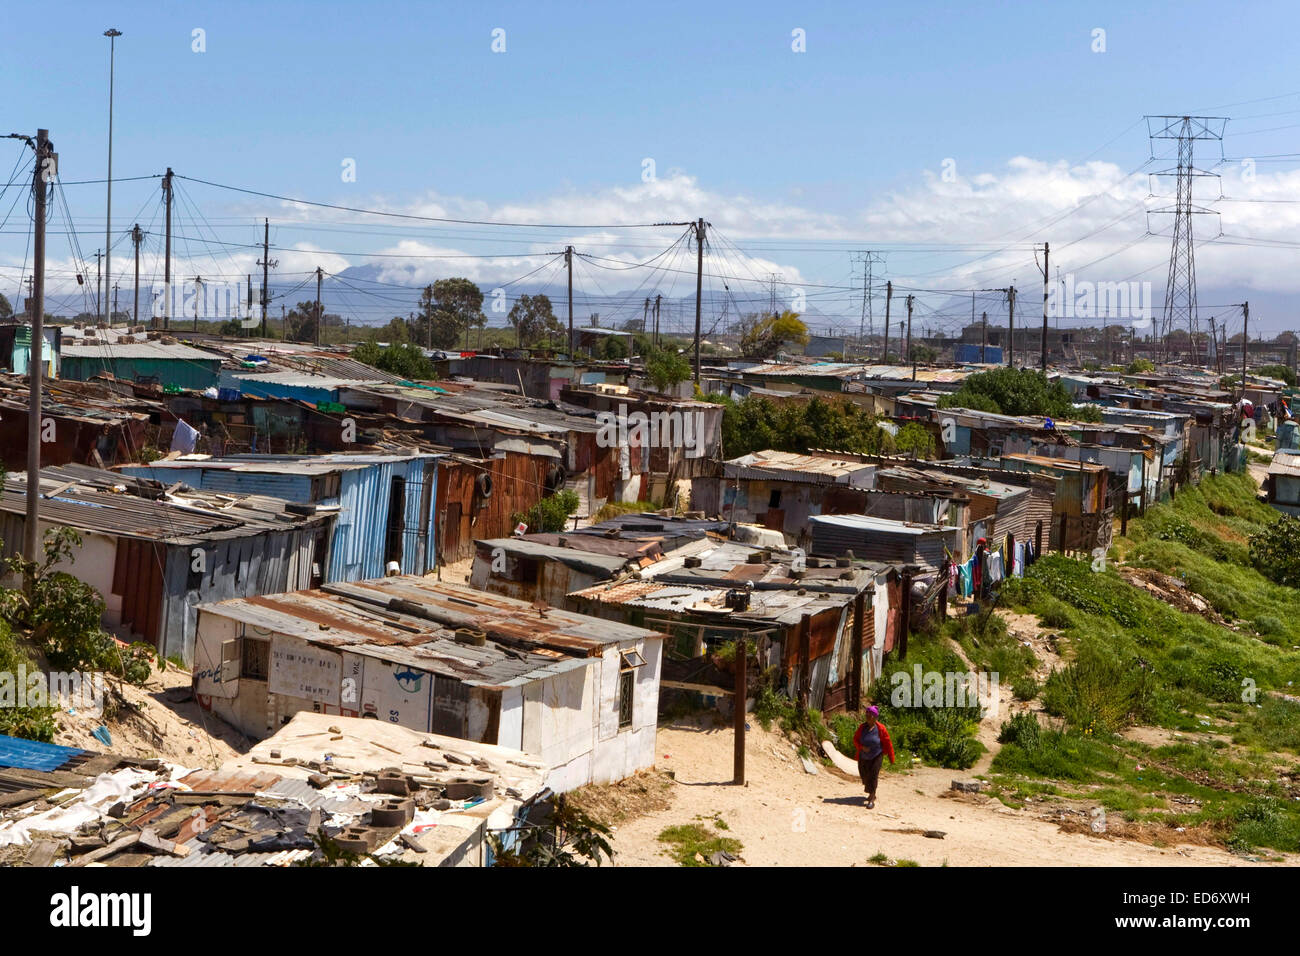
top-left (4, 0), bottom-right (1300, 333)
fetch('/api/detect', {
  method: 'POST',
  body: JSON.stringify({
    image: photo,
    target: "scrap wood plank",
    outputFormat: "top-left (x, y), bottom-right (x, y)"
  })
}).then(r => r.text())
top-left (72, 832), bottom-right (141, 866)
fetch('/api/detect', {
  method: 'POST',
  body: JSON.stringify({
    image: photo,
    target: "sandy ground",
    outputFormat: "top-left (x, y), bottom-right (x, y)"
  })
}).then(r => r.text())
top-left (604, 718), bottom-right (1297, 867)
top-left (52, 662), bottom-right (247, 768)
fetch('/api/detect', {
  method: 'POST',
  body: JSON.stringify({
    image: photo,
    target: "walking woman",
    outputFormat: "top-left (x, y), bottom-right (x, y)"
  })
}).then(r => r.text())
top-left (853, 706), bottom-right (895, 809)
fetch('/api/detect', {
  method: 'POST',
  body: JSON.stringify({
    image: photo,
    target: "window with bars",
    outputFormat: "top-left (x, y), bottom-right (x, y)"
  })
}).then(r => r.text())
top-left (617, 668), bottom-right (634, 729)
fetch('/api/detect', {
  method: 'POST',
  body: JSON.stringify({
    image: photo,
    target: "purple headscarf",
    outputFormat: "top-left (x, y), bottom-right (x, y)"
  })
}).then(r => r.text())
top-left (866, 705), bottom-right (879, 717)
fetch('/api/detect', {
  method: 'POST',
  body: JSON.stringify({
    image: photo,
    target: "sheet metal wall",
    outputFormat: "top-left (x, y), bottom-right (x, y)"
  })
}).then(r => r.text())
top-left (329, 457), bottom-right (437, 581)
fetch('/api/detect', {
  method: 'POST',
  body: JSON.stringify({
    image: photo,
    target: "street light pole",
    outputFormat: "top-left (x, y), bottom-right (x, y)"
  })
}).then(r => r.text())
top-left (104, 28), bottom-right (122, 326)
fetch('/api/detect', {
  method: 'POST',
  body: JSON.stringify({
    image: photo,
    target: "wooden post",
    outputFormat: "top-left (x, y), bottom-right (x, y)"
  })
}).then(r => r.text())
top-left (797, 617), bottom-right (811, 713)
top-left (899, 569), bottom-right (912, 660)
top-left (733, 638), bottom-right (746, 785)
top-left (1121, 494), bottom-right (1129, 537)
top-left (1034, 519), bottom-right (1043, 558)
top-left (850, 592), bottom-right (865, 712)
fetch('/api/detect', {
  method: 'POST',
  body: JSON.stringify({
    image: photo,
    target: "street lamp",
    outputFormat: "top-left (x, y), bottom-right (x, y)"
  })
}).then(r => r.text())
top-left (104, 28), bottom-right (121, 326)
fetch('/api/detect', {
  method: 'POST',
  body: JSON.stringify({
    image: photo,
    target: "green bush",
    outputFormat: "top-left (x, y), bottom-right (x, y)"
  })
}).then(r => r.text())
top-left (513, 490), bottom-right (580, 534)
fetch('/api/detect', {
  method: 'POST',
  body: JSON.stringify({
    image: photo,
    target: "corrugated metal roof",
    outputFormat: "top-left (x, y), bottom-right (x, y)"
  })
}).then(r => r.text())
top-left (198, 576), bottom-right (629, 684)
top-left (1268, 451), bottom-right (1300, 478)
top-left (0, 466), bottom-right (326, 544)
top-left (0, 734), bottom-right (85, 771)
top-left (61, 341), bottom-right (222, 361)
top-left (726, 450), bottom-right (875, 479)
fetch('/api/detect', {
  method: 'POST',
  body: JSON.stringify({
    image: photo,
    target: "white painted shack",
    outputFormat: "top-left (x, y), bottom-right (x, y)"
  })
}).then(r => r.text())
top-left (191, 576), bottom-right (663, 792)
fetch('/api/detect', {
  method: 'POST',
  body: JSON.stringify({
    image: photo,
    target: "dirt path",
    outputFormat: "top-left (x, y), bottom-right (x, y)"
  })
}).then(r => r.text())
top-left (605, 719), bottom-right (1295, 867)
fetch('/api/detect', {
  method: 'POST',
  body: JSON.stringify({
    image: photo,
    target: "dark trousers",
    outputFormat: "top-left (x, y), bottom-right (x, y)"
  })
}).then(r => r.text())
top-left (858, 753), bottom-right (884, 794)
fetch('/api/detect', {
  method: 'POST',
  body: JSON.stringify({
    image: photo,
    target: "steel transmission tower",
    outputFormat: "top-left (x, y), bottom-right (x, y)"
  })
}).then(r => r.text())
top-left (850, 251), bottom-right (885, 358)
top-left (1145, 115), bottom-right (1226, 361)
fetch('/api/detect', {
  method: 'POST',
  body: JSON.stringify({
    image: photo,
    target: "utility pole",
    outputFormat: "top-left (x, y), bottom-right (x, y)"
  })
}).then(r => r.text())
top-left (882, 280), bottom-right (892, 362)
top-left (693, 218), bottom-right (706, 384)
top-left (192, 276), bottom-right (202, 330)
top-left (653, 294), bottom-right (661, 349)
top-left (565, 245), bottom-right (574, 357)
top-left (94, 250), bottom-right (103, 322)
top-left (906, 294), bottom-right (916, 380)
top-left (642, 296), bottom-right (650, 338)
top-left (104, 29), bottom-right (121, 329)
top-left (112, 282), bottom-right (119, 323)
top-left (26, 129), bottom-right (53, 569)
top-left (162, 168), bottom-right (173, 330)
top-left (258, 218), bottom-right (277, 338)
top-left (130, 224), bottom-right (142, 325)
top-left (315, 266), bottom-right (323, 345)
top-left (981, 311), bottom-right (988, 362)
top-left (1039, 242), bottom-right (1049, 372)
top-left (1241, 301), bottom-right (1250, 400)
top-left (1006, 285), bottom-right (1016, 368)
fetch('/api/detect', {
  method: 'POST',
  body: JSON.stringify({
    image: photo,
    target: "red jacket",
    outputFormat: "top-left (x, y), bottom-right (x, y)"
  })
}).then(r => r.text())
top-left (853, 720), bottom-right (895, 764)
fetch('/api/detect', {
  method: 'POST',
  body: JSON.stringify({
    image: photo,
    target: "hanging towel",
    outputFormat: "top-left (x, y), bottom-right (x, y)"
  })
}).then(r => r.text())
top-left (948, 562), bottom-right (959, 590)
top-left (958, 562), bottom-right (973, 597)
top-left (1013, 542), bottom-right (1025, 577)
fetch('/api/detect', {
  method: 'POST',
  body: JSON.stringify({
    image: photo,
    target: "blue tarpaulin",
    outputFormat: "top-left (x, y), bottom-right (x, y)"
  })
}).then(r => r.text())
top-left (0, 733), bottom-right (85, 772)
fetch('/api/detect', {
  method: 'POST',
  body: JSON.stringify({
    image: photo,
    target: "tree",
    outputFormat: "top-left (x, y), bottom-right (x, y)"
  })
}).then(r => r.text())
top-left (738, 311), bottom-right (809, 359)
top-left (0, 527), bottom-right (154, 684)
top-left (514, 490), bottom-right (579, 533)
top-left (285, 300), bottom-right (319, 342)
top-left (488, 795), bottom-right (614, 867)
top-left (422, 277), bottom-right (486, 350)
top-left (1250, 516), bottom-right (1300, 588)
top-left (508, 294), bottom-right (562, 347)
top-left (356, 341), bottom-right (435, 380)
top-left (0, 293), bottom-right (11, 320)
top-left (895, 421), bottom-right (936, 459)
top-left (644, 346), bottom-right (691, 393)
top-left (937, 367), bottom-right (1102, 422)
top-left (598, 335), bottom-right (629, 360)
top-left (376, 316), bottom-right (409, 344)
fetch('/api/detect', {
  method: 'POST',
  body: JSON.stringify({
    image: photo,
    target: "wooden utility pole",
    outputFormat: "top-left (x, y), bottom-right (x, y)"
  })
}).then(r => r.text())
top-left (1040, 242), bottom-right (1049, 372)
top-left (906, 294), bottom-right (916, 379)
top-left (693, 218), bottom-right (705, 384)
top-left (1006, 285), bottom-right (1016, 367)
top-left (26, 129), bottom-right (52, 568)
top-left (981, 311), bottom-right (988, 362)
top-left (565, 245), bottom-right (574, 357)
top-left (882, 280), bottom-right (892, 361)
top-left (162, 168), bottom-right (173, 329)
top-left (192, 276), bottom-right (202, 330)
top-left (733, 640), bottom-right (746, 785)
top-left (130, 224), bottom-right (142, 324)
top-left (315, 266), bottom-right (324, 345)
top-left (259, 218), bottom-right (275, 338)
top-left (654, 294), bottom-right (661, 349)
top-left (1241, 301), bottom-right (1250, 400)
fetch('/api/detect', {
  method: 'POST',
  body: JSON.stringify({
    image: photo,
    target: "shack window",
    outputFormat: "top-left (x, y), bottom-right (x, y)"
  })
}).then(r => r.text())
top-left (768, 489), bottom-right (782, 509)
top-left (241, 638), bottom-right (270, 681)
top-left (517, 556), bottom-right (541, 584)
top-left (617, 667), bottom-right (634, 729)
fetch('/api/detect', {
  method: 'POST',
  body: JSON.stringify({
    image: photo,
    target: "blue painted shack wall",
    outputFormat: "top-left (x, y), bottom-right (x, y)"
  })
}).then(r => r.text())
top-left (329, 458), bottom-right (437, 580)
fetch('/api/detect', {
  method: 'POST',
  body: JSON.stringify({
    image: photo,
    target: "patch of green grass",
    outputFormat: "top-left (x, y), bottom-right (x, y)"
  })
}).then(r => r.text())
top-left (894, 858), bottom-right (921, 867)
top-left (657, 824), bottom-right (744, 866)
top-left (868, 852), bottom-right (889, 865)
